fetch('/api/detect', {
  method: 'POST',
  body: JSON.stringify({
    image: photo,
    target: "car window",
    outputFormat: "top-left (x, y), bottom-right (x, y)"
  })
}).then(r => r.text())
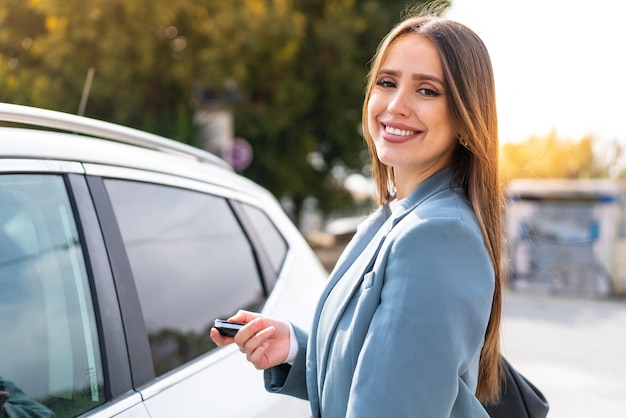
top-left (239, 203), bottom-right (287, 283)
top-left (0, 174), bottom-right (105, 418)
top-left (104, 179), bottom-right (265, 376)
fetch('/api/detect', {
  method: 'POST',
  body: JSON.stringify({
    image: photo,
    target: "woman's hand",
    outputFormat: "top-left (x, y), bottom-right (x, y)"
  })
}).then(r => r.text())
top-left (210, 310), bottom-right (292, 370)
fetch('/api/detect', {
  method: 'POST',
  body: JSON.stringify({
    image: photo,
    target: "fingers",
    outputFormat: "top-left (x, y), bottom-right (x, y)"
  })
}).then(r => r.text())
top-left (209, 310), bottom-right (259, 347)
top-left (209, 316), bottom-right (276, 368)
top-left (228, 310), bottom-right (261, 324)
top-left (247, 341), bottom-right (270, 370)
top-left (209, 312), bottom-right (289, 370)
top-left (234, 317), bottom-right (281, 369)
top-left (0, 390), bottom-right (8, 418)
top-left (233, 316), bottom-right (267, 345)
top-left (210, 327), bottom-right (234, 347)
top-left (240, 325), bottom-right (277, 369)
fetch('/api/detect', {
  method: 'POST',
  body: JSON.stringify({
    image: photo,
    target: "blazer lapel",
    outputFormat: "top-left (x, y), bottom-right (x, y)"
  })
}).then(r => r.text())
top-left (306, 205), bottom-right (391, 416)
top-left (315, 217), bottom-right (391, 390)
top-left (327, 206), bottom-right (390, 281)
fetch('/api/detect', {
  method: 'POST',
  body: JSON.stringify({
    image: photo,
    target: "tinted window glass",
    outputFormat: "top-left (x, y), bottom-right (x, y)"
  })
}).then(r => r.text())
top-left (0, 174), bottom-right (105, 418)
top-left (240, 203), bottom-right (287, 278)
top-left (104, 180), bottom-right (264, 376)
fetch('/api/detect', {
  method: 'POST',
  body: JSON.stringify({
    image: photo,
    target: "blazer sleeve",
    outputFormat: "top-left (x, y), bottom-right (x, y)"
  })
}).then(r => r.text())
top-left (346, 217), bottom-right (494, 418)
top-left (263, 324), bottom-right (309, 400)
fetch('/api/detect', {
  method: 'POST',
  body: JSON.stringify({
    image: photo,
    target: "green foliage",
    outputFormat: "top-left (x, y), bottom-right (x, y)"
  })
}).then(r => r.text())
top-left (0, 0), bottom-right (434, 216)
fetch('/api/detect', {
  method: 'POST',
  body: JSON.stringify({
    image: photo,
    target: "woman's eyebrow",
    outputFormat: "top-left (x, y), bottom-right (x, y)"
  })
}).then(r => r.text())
top-left (412, 73), bottom-right (445, 86)
top-left (378, 69), bottom-right (444, 86)
top-left (378, 69), bottom-right (399, 77)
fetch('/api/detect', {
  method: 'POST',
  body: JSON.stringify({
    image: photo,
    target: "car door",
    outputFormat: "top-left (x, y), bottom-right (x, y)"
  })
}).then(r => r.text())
top-left (0, 160), bottom-right (151, 418)
top-left (84, 164), bottom-right (311, 418)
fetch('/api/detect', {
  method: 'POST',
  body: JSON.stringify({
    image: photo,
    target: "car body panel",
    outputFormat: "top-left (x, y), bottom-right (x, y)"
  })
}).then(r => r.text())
top-left (140, 347), bottom-right (310, 418)
top-left (86, 394), bottom-right (150, 418)
top-left (0, 106), bottom-right (328, 418)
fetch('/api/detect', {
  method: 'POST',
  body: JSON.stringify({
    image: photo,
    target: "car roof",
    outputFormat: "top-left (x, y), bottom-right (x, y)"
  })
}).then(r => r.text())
top-left (0, 103), bottom-right (229, 167)
top-left (0, 103), bottom-right (268, 199)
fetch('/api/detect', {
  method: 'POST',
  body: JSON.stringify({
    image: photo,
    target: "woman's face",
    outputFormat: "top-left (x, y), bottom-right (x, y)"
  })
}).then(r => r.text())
top-left (367, 33), bottom-right (457, 195)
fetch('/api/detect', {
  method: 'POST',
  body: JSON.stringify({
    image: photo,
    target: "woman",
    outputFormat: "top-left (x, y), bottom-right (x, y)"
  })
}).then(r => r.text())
top-left (211, 14), bottom-right (503, 417)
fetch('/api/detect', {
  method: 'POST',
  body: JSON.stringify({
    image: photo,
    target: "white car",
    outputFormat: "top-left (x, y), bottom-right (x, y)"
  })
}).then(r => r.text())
top-left (0, 103), bottom-right (327, 418)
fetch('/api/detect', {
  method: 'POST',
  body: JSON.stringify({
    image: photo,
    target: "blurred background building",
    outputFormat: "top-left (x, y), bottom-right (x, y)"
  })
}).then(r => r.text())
top-left (505, 179), bottom-right (626, 297)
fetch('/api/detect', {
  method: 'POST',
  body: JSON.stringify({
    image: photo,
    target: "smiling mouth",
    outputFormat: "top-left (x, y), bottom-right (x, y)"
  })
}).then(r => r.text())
top-left (384, 125), bottom-right (418, 136)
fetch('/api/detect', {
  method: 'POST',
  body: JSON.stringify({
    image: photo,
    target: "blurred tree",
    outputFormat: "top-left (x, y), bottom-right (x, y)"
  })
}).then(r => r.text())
top-left (499, 131), bottom-right (626, 182)
top-left (0, 0), bottom-right (46, 105)
top-left (194, 0), bottom-right (434, 222)
top-left (0, 0), bottom-right (208, 141)
top-left (0, 0), bottom-right (436, 223)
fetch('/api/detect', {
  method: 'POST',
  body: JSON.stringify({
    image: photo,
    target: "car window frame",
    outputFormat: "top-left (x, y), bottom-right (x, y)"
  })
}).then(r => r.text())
top-left (230, 200), bottom-right (288, 293)
top-left (86, 175), bottom-right (156, 387)
top-left (83, 164), bottom-right (283, 388)
top-left (67, 174), bottom-right (135, 399)
top-left (0, 161), bottom-right (138, 412)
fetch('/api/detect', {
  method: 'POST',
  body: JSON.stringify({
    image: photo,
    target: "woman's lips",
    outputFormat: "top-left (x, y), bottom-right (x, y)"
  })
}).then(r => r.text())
top-left (381, 123), bottom-right (422, 143)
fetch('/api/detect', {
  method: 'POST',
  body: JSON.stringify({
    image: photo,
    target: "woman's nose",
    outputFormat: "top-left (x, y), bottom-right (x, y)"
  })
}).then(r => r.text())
top-left (386, 90), bottom-right (411, 117)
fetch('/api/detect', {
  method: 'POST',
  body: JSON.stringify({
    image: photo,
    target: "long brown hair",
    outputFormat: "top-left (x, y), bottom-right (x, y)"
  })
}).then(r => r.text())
top-left (362, 16), bottom-right (504, 403)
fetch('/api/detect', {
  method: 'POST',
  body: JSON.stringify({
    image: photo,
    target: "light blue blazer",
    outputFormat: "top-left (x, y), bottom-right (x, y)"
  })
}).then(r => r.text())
top-left (265, 168), bottom-right (494, 418)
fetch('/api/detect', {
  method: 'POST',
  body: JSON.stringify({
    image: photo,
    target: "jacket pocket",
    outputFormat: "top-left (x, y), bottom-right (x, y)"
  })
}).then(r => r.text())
top-left (351, 271), bottom-right (375, 300)
top-left (362, 271), bottom-right (375, 290)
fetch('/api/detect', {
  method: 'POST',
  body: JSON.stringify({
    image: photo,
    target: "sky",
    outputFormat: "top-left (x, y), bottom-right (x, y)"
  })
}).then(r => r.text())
top-left (445, 0), bottom-right (626, 145)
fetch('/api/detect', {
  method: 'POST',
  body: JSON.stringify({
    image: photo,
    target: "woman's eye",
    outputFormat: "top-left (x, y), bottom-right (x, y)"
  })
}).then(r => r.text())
top-left (376, 79), bottom-right (396, 88)
top-left (418, 87), bottom-right (441, 97)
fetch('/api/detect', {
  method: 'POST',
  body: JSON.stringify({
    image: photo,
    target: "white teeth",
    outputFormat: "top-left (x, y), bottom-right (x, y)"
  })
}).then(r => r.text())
top-left (385, 126), bottom-right (416, 136)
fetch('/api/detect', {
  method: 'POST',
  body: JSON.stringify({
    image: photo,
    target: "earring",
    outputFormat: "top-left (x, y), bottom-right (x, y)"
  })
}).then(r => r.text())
top-left (457, 134), bottom-right (469, 148)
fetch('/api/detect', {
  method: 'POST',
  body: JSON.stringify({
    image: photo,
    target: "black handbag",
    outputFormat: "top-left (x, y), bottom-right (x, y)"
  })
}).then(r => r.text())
top-left (483, 356), bottom-right (549, 418)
